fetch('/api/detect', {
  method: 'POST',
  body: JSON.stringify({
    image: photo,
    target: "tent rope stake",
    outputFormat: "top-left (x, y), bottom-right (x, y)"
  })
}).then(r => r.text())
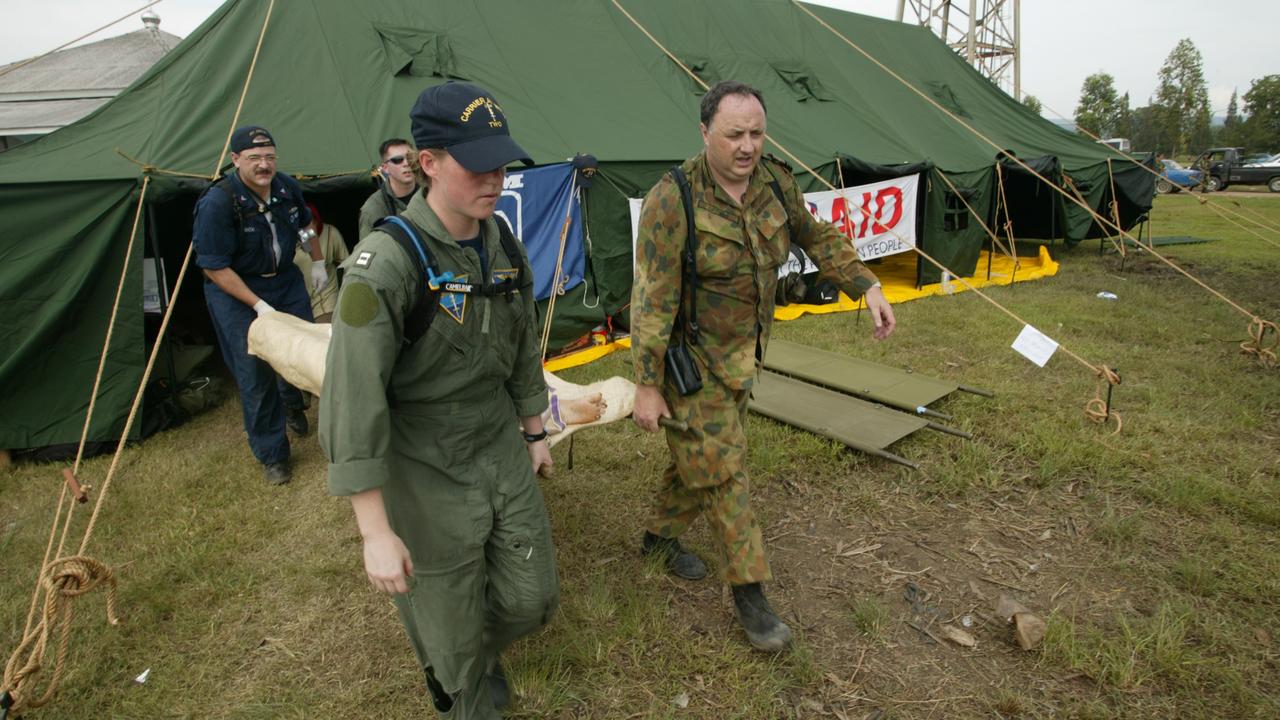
top-left (790, 0), bottom-right (1276, 370)
top-left (1, 2), bottom-right (279, 715)
top-left (610, 0), bottom-right (1123, 425)
top-left (1084, 366), bottom-right (1123, 435)
top-left (1243, 318), bottom-right (1278, 368)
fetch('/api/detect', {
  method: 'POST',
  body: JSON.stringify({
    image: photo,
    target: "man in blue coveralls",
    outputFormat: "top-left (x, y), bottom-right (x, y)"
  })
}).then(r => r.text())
top-left (193, 125), bottom-right (326, 485)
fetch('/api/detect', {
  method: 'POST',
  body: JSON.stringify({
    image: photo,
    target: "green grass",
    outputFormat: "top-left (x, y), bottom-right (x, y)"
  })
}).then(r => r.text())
top-left (3, 194), bottom-right (1280, 718)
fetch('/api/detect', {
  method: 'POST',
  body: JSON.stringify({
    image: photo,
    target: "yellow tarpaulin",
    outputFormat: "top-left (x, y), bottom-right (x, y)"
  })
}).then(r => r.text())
top-left (545, 246), bottom-right (1058, 372)
top-left (774, 246), bottom-right (1058, 321)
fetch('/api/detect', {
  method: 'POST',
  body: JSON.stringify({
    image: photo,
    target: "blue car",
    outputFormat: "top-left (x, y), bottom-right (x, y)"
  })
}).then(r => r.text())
top-left (1156, 158), bottom-right (1203, 194)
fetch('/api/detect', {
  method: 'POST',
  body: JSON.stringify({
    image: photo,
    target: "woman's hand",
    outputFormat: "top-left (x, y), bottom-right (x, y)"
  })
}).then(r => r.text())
top-left (362, 530), bottom-right (413, 594)
top-left (527, 438), bottom-right (553, 478)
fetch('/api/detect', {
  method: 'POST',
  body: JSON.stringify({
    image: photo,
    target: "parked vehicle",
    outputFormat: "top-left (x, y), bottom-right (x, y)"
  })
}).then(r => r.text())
top-left (1156, 158), bottom-right (1203, 194)
top-left (1193, 147), bottom-right (1280, 192)
top-left (1243, 152), bottom-right (1280, 167)
top-left (1097, 137), bottom-right (1131, 152)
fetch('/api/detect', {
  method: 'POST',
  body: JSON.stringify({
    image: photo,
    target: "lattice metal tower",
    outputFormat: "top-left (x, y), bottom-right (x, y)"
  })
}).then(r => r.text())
top-left (896, 0), bottom-right (1021, 99)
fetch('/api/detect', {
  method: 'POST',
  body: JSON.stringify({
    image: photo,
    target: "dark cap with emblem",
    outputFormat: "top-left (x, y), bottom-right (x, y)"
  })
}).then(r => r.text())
top-left (230, 125), bottom-right (276, 153)
top-left (410, 82), bottom-right (533, 173)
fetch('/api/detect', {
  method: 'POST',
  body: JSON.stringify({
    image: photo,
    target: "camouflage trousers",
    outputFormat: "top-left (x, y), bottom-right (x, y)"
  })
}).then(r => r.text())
top-left (646, 377), bottom-right (771, 585)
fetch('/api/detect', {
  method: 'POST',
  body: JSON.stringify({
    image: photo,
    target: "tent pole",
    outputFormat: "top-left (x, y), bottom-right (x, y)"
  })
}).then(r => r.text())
top-left (835, 157), bottom-right (864, 328)
top-left (539, 170), bottom-right (580, 360)
top-left (995, 162), bottom-right (1018, 285)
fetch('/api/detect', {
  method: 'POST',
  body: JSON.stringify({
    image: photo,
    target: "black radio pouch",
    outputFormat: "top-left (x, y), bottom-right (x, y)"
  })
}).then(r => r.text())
top-left (665, 166), bottom-right (703, 396)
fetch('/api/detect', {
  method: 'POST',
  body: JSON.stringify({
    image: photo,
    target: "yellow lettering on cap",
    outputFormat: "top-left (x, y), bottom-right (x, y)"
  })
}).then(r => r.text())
top-left (460, 96), bottom-right (489, 123)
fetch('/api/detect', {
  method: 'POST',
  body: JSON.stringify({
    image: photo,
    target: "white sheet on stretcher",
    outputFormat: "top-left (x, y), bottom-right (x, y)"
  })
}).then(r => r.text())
top-left (246, 312), bottom-right (633, 447)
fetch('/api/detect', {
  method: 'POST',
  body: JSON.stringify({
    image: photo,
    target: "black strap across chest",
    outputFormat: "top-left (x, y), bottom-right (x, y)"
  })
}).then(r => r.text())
top-left (373, 215), bottom-right (525, 347)
top-left (667, 165), bottom-right (796, 345)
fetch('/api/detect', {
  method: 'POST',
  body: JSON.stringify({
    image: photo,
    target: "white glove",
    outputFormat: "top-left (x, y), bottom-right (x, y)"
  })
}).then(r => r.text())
top-left (253, 299), bottom-right (275, 316)
top-left (310, 261), bottom-right (329, 293)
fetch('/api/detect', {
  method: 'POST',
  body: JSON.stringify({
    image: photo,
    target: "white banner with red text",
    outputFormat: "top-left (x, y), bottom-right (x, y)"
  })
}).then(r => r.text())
top-left (630, 173), bottom-right (919, 276)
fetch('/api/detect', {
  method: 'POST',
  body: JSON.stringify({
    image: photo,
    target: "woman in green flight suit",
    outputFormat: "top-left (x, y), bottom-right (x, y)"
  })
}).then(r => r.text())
top-left (320, 82), bottom-right (557, 719)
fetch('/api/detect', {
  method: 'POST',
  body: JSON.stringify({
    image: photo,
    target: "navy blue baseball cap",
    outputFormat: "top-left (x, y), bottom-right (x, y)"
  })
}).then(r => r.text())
top-left (230, 125), bottom-right (276, 153)
top-left (410, 82), bottom-right (532, 173)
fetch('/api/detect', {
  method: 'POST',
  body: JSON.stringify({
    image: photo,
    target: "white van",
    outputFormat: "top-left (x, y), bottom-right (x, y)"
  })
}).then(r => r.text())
top-left (1097, 138), bottom-right (1131, 153)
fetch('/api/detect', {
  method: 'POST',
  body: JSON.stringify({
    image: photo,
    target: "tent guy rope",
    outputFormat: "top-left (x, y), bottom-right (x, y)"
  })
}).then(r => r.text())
top-left (1039, 101), bottom-right (1280, 241)
top-left (0, 1), bottom-right (163, 80)
top-left (609, 0), bottom-right (1124, 415)
top-left (1, 2), bottom-right (279, 715)
top-left (790, 0), bottom-right (1277, 368)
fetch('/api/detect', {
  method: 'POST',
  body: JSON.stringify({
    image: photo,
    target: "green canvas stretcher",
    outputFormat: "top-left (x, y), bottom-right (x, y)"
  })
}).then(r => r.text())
top-left (748, 371), bottom-right (928, 469)
top-left (763, 339), bottom-right (987, 419)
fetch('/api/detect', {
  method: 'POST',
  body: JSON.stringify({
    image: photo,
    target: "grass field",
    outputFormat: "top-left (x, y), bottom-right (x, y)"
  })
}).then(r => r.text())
top-left (3, 193), bottom-right (1278, 719)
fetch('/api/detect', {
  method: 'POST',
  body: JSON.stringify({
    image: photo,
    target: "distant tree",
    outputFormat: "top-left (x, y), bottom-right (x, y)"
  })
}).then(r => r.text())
top-left (1074, 72), bottom-right (1125, 138)
top-left (1224, 89), bottom-right (1242, 129)
top-left (1241, 75), bottom-right (1280, 151)
top-left (1115, 92), bottom-right (1134, 138)
top-left (1218, 88), bottom-right (1245, 146)
top-left (1020, 94), bottom-right (1043, 116)
top-left (1130, 104), bottom-right (1166, 152)
top-left (1154, 38), bottom-right (1212, 155)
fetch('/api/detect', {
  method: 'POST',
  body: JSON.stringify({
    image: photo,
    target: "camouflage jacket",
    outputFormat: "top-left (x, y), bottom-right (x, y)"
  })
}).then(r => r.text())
top-left (631, 152), bottom-right (879, 391)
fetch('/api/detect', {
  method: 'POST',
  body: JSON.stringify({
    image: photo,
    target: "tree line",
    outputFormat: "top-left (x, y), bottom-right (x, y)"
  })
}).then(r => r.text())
top-left (1066, 39), bottom-right (1278, 157)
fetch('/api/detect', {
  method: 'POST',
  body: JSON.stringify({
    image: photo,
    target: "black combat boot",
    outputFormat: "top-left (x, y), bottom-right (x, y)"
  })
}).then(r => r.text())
top-left (263, 461), bottom-right (291, 486)
top-left (641, 531), bottom-right (707, 580)
top-left (731, 582), bottom-right (793, 651)
top-left (285, 406), bottom-right (309, 436)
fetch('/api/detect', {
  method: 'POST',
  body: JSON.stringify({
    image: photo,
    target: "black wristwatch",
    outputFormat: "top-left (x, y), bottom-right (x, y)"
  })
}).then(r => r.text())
top-left (522, 429), bottom-right (548, 443)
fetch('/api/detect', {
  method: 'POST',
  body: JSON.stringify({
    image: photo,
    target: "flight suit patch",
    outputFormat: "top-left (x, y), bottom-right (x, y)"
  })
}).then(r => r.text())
top-left (439, 274), bottom-right (467, 324)
top-left (339, 282), bottom-right (379, 327)
top-left (354, 250), bottom-right (375, 268)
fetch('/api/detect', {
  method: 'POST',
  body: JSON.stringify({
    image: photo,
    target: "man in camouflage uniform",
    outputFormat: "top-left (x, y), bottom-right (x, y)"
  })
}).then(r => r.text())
top-left (631, 80), bottom-right (897, 651)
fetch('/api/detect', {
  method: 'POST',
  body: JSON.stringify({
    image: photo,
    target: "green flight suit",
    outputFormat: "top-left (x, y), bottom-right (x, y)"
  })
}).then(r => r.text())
top-left (358, 184), bottom-right (411, 241)
top-left (321, 193), bottom-right (558, 719)
top-left (632, 153), bottom-right (880, 585)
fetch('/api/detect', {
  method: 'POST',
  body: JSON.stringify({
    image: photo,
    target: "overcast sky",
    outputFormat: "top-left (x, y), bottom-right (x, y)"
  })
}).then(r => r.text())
top-left (4, 0), bottom-right (1276, 121)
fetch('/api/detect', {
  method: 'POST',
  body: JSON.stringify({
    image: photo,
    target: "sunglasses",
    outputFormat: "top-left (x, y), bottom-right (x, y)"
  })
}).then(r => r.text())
top-left (384, 155), bottom-right (408, 165)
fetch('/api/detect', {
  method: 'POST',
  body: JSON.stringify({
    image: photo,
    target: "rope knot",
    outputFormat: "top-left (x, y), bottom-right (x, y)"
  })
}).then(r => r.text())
top-left (45, 558), bottom-right (119, 618)
top-left (1083, 365), bottom-right (1122, 435)
top-left (1241, 317), bottom-right (1279, 368)
top-left (2, 556), bottom-right (120, 715)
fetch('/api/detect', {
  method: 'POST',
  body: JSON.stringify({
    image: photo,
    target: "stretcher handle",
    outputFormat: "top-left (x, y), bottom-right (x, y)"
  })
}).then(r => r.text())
top-left (658, 416), bottom-right (689, 432)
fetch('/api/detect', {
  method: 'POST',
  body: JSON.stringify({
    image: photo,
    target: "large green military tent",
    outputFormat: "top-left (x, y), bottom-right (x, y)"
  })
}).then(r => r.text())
top-left (0, 0), bottom-right (1151, 452)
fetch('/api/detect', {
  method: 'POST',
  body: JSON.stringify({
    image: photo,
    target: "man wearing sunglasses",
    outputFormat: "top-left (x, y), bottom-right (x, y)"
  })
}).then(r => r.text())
top-left (358, 138), bottom-right (420, 240)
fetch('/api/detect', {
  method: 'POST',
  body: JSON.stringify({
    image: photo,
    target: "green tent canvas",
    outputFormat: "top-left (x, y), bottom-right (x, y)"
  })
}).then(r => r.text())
top-left (0, 0), bottom-right (1151, 451)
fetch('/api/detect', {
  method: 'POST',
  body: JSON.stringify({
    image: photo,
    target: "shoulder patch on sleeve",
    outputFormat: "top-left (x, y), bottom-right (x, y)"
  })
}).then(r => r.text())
top-left (339, 282), bottom-right (379, 327)
top-left (354, 250), bottom-right (375, 268)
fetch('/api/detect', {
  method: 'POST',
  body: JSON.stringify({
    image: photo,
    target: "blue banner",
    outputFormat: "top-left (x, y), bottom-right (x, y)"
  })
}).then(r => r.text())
top-left (495, 162), bottom-right (584, 301)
